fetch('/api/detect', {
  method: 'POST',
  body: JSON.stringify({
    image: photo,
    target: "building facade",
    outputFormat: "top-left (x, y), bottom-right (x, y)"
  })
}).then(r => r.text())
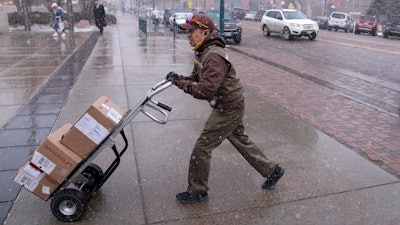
top-left (140, 0), bottom-right (371, 17)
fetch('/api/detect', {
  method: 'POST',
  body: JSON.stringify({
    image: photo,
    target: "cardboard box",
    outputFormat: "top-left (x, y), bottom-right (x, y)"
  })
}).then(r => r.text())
top-left (61, 96), bottom-right (125, 158)
top-left (31, 123), bottom-right (83, 184)
top-left (13, 161), bottom-right (59, 200)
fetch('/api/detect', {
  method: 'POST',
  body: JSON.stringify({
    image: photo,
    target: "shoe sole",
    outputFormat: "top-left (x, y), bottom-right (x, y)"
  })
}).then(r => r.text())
top-left (176, 196), bottom-right (208, 204)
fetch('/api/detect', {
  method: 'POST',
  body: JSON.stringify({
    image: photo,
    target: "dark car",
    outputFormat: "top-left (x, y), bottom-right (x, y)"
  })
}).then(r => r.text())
top-left (231, 7), bottom-right (248, 20)
top-left (354, 15), bottom-right (378, 36)
top-left (163, 9), bottom-right (183, 27)
top-left (382, 15), bottom-right (400, 38)
top-left (207, 10), bottom-right (242, 44)
top-left (312, 16), bottom-right (328, 29)
top-left (255, 10), bottom-right (265, 22)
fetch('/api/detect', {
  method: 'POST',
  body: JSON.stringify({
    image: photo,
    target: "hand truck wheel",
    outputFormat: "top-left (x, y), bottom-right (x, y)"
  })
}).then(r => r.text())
top-left (80, 163), bottom-right (104, 193)
top-left (51, 189), bottom-right (88, 222)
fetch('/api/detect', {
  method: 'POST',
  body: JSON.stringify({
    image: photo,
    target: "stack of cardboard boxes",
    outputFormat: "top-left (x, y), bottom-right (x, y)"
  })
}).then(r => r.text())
top-left (13, 96), bottom-right (125, 200)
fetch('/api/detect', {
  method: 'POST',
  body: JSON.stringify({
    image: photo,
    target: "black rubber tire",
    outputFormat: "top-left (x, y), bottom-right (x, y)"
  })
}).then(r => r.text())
top-left (263, 25), bottom-right (270, 37)
top-left (282, 27), bottom-right (292, 40)
top-left (81, 163), bottom-right (104, 193)
top-left (51, 189), bottom-right (88, 222)
top-left (308, 33), bottom-right (317, 40)
top-left (234, 36), bottom-right (242, 45)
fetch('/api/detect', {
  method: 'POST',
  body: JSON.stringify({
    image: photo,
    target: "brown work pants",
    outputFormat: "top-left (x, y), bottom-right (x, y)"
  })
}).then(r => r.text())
top-left (187, 107), bottom-right (277, 194)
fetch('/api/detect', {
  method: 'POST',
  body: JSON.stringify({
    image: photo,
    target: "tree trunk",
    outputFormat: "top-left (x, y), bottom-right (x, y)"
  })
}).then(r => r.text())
top-left (23, 0), bottom-right (31, 31)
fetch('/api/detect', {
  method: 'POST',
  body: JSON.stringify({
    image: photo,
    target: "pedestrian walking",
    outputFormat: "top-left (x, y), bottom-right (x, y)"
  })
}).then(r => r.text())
top-left (93, 0), bottom-right (106, 35)
top-left (51, 3), bottom-right (66, 38)
top-left (166, 14), bottom-right (285, 204)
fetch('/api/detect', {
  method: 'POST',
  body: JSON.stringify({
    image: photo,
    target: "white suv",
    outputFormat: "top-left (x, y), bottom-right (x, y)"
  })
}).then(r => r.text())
top-left (260, 9), bottom-right (319, 40)
top-left (328, 12), bottom-right (354, 33)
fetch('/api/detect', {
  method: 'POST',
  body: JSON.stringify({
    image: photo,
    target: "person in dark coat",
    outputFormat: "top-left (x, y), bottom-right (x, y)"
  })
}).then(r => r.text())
top-left (93, 0), bottom-right (106, 35)
top-left (166, 14), bottom-right (285, 204)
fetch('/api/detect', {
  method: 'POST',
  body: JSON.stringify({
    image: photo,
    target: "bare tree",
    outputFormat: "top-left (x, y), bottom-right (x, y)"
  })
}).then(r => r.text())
top-left (13, 0), bottom-right (23, 15)
top-left (78, 0), bottom-right (96, 14)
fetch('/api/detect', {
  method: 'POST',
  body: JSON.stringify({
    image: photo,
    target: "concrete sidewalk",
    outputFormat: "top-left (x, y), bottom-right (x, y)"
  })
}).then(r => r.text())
top-left (3, 14), bottom-right (400, 225)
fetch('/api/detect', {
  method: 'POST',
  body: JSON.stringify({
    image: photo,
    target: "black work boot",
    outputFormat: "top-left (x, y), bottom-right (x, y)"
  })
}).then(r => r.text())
top-left (176, 192), bottom-right (208, 204)
top-left (262, 165), bottom-right (285, 189)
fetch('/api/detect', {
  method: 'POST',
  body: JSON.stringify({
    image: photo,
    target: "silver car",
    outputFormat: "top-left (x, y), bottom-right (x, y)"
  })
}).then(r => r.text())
top-left (328, 12), bottom-right (354, 33)
top-left (260, 9), bottom-right (319, 40)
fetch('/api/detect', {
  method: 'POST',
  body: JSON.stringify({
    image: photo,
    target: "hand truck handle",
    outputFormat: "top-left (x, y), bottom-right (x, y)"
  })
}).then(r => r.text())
top-left (139, 79), bottom-right (174, 124)
top-left (148, 79), bottom-right (173, 98)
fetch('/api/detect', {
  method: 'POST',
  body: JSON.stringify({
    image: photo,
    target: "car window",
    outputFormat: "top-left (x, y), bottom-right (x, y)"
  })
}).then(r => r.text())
top-left (332, 13), bottom-right (345, 19)
top-left (176, 14), bottom-right (189, 20)
top-left (388, 16), bottom-right (400, 23)
top-left (360, 16), bottom-right (375, 21)
top-left (207, 12), bottom-right (232, 21)
top-left (283, 11), bottom-right (307, 20)
top-left (276, 12), bottom-right (283, 20)
top-left (266, 11), bottom-right (274, 18)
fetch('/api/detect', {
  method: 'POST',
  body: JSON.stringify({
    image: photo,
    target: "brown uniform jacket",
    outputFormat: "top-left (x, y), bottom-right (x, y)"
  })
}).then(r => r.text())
top-left (175, 31), bottom-right (244, 110)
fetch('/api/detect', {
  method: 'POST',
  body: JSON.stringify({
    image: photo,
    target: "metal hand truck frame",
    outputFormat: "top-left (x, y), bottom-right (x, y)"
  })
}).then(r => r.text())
top-left (50, 79), bottom-right (173, 222)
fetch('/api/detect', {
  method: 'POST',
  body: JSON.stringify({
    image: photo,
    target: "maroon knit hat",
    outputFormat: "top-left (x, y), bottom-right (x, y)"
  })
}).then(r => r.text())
top-left (179, 13), bottom-right (215, 32)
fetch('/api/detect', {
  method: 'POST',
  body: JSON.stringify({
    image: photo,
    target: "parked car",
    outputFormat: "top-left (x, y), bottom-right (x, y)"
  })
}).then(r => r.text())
top-left (382, 15), bottom-right (400, 38)
top-left (231, 7), bottom-right (248, 20)
top-left (192, 7), bottom-right (206, 14)
top-left (244, 11), bottom-right (257, 21)
top-left (311, 16), bottom-right (328, 29)
top-left (328, 12), bottom-right (354, 33)
top-left (260, 9), bottom-right (319, 40)
top-left (354, 15), bottom-right (378, 36)
top-left (207, 10), bottom-right (243, 44)
top-left (255, 10), bottom-right (265, 22)
top-left (169, 12), bottom-right (193, 33)
top-left (163, 9), bottom-right (183, 27)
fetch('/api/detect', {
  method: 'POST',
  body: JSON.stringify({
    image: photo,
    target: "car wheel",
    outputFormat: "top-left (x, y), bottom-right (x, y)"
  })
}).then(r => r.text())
top-left (262, 25), bottom-right (270, 37)
top-left (354, 29), bottom-right (359, 34)
top-left (328, 26), bottom-right (332, 31)
top-left (383, 33), bottom-right (388, 38)
top-left (234, 38), bottom-right (241, 45)
top-left (282, 27), bottom-right (292, 40)
top-left (308, 32), bottom-right (317, 40)
top-left (175, 26), bottom-right (180, 34)
top-left (372, 31), bottom-right (377, 36)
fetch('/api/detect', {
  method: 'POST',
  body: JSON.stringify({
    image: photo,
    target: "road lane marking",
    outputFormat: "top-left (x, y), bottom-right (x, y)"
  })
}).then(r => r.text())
top-left (317, 39), bottom-right (400, 55)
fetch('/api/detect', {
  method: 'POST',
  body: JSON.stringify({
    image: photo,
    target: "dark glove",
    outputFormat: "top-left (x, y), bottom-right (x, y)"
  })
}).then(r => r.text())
top-left (166, 72), bottom-right (178, 84)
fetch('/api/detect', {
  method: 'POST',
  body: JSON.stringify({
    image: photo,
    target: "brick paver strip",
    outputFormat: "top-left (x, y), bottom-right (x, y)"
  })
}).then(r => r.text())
top-left (227, 47), bottom-right (400, 178)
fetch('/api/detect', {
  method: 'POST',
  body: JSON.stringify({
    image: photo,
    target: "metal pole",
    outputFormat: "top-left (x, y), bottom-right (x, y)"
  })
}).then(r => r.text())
top-left (219, 0), bottom-right (224, 37)
top-left (67, 0), bottom-right (74, 32)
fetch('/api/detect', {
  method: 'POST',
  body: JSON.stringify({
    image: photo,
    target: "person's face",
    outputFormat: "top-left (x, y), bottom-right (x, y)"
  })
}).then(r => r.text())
top-left (186, 28), bottom-right (208, 47)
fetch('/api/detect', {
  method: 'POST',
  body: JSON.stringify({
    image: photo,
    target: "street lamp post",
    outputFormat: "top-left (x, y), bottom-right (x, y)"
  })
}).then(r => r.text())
top-left (219, 0), bottom-right (224, 37)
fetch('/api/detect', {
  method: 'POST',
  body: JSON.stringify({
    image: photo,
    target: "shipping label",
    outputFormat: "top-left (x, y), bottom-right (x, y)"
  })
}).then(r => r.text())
top-left (14, 171), bottom-right (39, 192)
top-left (108, 108), bottom-right (122, 124)
top-left (31, 151), bottom-right (56, 174)
top-left (75, 113), bottom-right (109, 144)
top-left (13, 163), bottom-right (45, 192)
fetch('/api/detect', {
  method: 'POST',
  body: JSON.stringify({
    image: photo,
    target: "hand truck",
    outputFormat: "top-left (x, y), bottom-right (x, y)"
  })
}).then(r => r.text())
top-left (50, 79), bottom-right (173, 222)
